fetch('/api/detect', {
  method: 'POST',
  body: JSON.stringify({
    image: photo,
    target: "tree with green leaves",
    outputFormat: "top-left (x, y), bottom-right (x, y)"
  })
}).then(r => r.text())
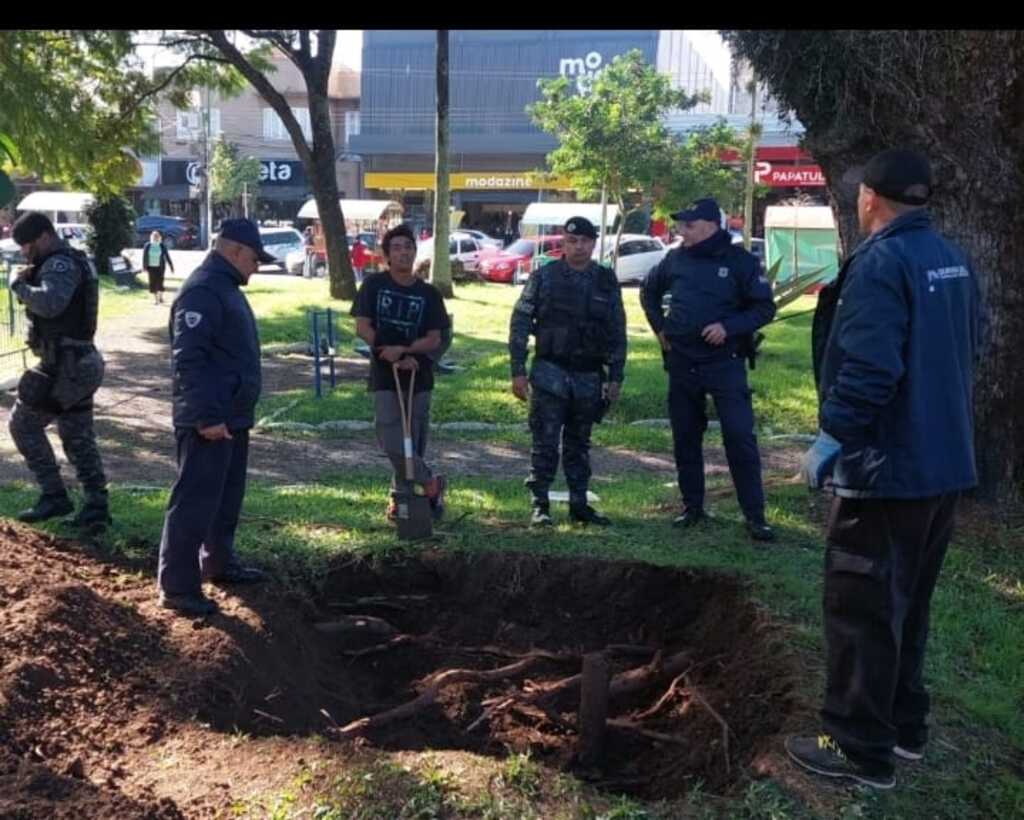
top-left (208, 136), bottom-right (261, 218)
top-left (529, 50), bottom-right (703, 265)
top-left (722, 30), bottom-right (1024, 501)
top-left (84, 196), bottom-right (136, 276)
top-left (0, 31), bottom-right (160, 197)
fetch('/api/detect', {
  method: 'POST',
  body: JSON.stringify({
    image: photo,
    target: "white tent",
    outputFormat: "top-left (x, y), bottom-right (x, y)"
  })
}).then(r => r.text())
top-left (17, 191), bottom-right (95, 215)
top-left (520, 202), bottom-right (620, 231)
top-left (297, 198), bottom-right (401, 222)
top-left (764, 206), bottom-right (835, 230)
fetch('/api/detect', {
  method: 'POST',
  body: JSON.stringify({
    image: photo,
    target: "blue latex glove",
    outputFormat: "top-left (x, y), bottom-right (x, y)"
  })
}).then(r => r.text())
top-left (802, 431), bottom-right (841, 490)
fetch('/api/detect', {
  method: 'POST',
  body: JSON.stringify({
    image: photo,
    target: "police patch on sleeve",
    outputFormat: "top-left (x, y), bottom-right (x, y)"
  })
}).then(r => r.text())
top-left (184, 311), bottom-right (203, 329)
top-left (47, 258), bottom-right (71, 273)
top-left (718, 267), bottom-right (730, 278)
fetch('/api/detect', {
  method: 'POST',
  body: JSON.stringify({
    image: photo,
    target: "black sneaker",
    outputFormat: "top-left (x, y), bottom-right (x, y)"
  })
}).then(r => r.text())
top-left (893, 743), bottom-right (925, 761)
top-left (17, 492), bottom-right (74, 523)
top-left (569, 505), bottom-right (611, 526)
top-left (530, 505), bottom-right (553, 528)
top-left (746, 520), bottom-right (776, 543)
top-left (159, 592), bottom-right (218, 616)
top-left (672, 507), bottom-right (706, 529)
top-left (785, 734), bottom-right (895, 790)
top-left (207, 566), bottom-right (268, 585)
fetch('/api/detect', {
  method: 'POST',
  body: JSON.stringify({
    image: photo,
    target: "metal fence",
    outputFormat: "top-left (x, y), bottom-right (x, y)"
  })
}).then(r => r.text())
top-left (0, 258), bottom-right (28, 381)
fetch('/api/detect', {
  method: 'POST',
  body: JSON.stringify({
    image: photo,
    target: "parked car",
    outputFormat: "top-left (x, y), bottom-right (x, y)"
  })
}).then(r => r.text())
top-left (258, 227), bottom-right (304, 272)
top-left (416, 234), bottom-right (485, 271)
top-left (479, 235), bottom-right (564, 284)
top-left (54, 223), bottom-right (92, 253)
top-left (452, 228), bottom-right (503, 250)
top-left (0, 237), bottom-right (26, 271)
top-left (134, 215), bottom-right (198, 250)
top-left (593, 234), bottom-right (668, 284)
top-left (731, 233), bottom-right (765, 262)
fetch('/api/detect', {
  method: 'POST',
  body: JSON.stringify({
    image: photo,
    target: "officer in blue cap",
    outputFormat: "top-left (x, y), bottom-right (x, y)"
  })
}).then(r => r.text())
top-left (157, 218), bottom-right (273, 616)
top-left (640, 197), bottom-right (776, 542)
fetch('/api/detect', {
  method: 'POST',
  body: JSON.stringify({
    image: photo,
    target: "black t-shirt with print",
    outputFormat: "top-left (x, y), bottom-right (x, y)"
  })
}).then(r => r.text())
top-left (351, 272), bottom-right (449, 392)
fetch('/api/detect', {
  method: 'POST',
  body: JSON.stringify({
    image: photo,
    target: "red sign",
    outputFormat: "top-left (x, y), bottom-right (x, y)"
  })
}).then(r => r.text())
top-left (755, 162), bottom-right (826, 187)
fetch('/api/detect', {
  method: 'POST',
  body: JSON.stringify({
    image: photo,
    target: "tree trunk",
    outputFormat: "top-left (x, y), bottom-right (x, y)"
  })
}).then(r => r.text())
top-left (431, 29), bottom-right (453, 298)
top-left (727, 30), bottom-right (1024, 502)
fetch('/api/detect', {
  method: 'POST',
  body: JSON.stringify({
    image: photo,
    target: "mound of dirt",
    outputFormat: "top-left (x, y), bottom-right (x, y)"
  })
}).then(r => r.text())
top-left (0, 520), bottom-right (801, 814)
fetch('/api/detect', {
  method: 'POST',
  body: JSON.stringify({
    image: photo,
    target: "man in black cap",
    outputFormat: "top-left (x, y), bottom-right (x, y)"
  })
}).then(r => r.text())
top-left (508, 216), bottom-right (626, 526)
top-left (787, 149), bottom-right (980, 790)
top-left (157, 218), bottom-right (273, 616)
top-left (7, 211), bottom-right (110, 530)
top-left (640, 197), bottom-right (776, 542)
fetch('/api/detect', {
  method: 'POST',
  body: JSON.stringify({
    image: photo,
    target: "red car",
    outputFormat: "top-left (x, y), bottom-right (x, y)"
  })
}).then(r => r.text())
top-left (478, 235), bottom-right (564, 283)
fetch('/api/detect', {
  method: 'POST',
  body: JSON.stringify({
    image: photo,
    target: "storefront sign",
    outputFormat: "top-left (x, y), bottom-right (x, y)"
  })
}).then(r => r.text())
top-left (364, 172), bottom-right (576, 191)
top-left (755, 162), bottom-right (826, 187)
top-left (161, 159), bottom-right (306, 188)
top-left (559, 50), bottom-right (605, 93)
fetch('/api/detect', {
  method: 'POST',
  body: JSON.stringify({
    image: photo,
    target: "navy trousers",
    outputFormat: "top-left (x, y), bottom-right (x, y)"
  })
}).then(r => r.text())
top-left (667, 353), bottom-right (765, 522)
top-left (158, 428), bottom-right (250, 596)
top-left (822, 493), bottom-right (958, 770)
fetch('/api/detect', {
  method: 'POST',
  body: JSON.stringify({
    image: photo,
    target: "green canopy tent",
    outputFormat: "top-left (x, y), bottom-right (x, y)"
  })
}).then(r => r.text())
top-left (764, 205), bottom-right (839, 286)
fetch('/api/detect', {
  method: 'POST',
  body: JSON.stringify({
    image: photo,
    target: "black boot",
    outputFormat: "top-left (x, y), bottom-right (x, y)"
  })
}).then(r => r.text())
top-left (530, 498), bottom-right (553, 528)
top-left (66, 500), bottom-right (112, 532)
top-left (746, 519), bottom-right (776, 543)
top-left (672, 507), bottom-right (706, 529)
top-left (569, 505), bottom-right (611, 526)
top-left (17, 491), bottom-right (74, 523)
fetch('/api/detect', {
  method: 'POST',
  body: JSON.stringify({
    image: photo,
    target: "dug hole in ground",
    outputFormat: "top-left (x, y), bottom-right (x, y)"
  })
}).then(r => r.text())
top-left (0, 521), bottom-right (803, 817)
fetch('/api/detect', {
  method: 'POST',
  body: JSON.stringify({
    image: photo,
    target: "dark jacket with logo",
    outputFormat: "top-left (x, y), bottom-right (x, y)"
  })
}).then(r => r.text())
top-left (818, 210), bottom-right (979, 498)
top-left (640, 230), bottom-right (775, 362)
top-left (169, 252), bottom-right (261, 431)
top-left (509, 258), bottom-right (627, 383)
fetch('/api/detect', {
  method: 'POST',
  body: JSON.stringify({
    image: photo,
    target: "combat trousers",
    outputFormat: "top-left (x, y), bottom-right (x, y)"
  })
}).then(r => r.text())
top-left (667, 352), bottom-right (765, 522)
top-left (821, 493), bottom-right (958, 770)
top-left (158, 428), bottom-right (250, 596)
top-left (525, 371), bottom-right (601, 507)
top-left (9, 361), bottom-right (108, 506)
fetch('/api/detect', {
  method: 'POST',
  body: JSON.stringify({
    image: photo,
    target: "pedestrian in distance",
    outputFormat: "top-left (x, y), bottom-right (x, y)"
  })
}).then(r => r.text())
top-left (352, 223), bottom-right (450, 523)
top-left (786, 149), bottom-right (981, 791)
top-left (639, 197), bottom-right (776, 543)
top-left (350, 236), bottom-right (368, 285)
top-left (7, 212), bottom-right (111, 531)
top-left (508, 216), bottom-right (627, 527)
top-left (142, 230), bottom-right (174, 305)
top-left (157, 218), bottom-right (273, 617)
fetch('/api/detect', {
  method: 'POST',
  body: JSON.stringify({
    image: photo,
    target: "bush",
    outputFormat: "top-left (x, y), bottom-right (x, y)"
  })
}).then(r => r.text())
top-left (85, 196), bottom-right (135, 275)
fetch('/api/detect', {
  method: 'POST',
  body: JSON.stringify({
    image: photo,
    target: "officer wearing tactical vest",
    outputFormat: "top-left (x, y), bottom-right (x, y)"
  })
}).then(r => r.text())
top-left (640, 198), bottom-right (776, 542)
top-left (508, 216), bottom-right (627, 526)
top-left (7, 212), bottom-right (111, 530)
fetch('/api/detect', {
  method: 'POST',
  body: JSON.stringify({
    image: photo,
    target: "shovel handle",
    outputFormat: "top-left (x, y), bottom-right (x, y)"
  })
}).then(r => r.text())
top-left (393, 361), bottom-right (417, 481)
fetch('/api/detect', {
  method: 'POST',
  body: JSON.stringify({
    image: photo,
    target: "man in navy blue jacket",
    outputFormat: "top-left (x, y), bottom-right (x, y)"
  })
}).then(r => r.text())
top-left (640, 198), bottom-right (777, 542)
top-left (157, 219), bottom-right (272, 616)
top-left (789, 150), bottom-right (980, 790)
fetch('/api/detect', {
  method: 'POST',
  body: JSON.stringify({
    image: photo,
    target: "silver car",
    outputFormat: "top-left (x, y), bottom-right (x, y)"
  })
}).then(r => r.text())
top-left (258, 227), bottom-right (305, 272)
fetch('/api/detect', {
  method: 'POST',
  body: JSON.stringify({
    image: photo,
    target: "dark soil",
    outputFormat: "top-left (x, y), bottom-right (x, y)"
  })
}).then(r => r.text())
top-left (0, 521), bottom-right (801, 816)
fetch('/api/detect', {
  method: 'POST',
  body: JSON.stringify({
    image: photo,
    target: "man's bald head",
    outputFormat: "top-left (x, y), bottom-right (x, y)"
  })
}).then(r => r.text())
top-left (215, 236), bottom-right (259, 283)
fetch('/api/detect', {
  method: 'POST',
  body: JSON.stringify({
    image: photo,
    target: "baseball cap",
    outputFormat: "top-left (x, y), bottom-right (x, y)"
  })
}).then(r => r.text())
top-left (671, 197), bottom-right (722, 224)
top-left (219, 218), bottom-right (276, 264)
top-left (564, 216), bottom-right (598, 239)
top-left (843, 149), bottom-right (933, 205)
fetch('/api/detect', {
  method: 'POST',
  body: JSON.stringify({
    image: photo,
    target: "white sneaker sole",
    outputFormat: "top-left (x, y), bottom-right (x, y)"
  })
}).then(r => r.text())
top-left (893, 745), bottom-right (924, 761)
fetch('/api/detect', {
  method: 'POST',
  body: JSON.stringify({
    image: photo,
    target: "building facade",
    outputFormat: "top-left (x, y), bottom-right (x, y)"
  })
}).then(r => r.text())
top-left (350, 30), bottom-right (810, 236)
top-left (142, 53), bottom-right (361, 227)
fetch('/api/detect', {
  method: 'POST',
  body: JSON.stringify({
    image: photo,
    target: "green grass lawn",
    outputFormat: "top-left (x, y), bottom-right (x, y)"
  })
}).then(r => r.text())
top-left (1, 475), bottom-right (1020, 819)
top-left (252, 281), bottom-right (819, 435)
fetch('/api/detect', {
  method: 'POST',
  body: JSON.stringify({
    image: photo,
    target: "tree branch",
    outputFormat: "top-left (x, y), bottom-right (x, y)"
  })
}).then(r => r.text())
top-left (200, 29), bottom-right (312, 166)
top-left (118, 53), bottom-right (216, 124)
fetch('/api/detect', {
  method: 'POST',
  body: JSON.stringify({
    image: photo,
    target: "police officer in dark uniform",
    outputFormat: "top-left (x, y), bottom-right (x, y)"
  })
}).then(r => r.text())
top-left (509, 216), bottom-right (627, 527)
top-left (7, 212), bottom-right (110, 529)
top-left (157, 219), bottom-right (271, 616)
top-left (640, 198), bottom-right (776, 542)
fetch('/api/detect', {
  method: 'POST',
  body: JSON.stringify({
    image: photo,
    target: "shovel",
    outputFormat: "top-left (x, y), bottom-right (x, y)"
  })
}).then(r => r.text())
top-left (392, 361), bottom-right (433, 540)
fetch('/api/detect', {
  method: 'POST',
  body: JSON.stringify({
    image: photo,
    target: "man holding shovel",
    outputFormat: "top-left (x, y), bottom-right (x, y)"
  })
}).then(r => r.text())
top-left (353, 224), bottom-right (450, 525)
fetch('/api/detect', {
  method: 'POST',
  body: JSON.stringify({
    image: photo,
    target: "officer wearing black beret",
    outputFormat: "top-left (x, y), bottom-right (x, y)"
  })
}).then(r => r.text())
top-left (508, 216), bottom-right (627, 526)
top-left (640, 198), bottom-right (776, 542)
